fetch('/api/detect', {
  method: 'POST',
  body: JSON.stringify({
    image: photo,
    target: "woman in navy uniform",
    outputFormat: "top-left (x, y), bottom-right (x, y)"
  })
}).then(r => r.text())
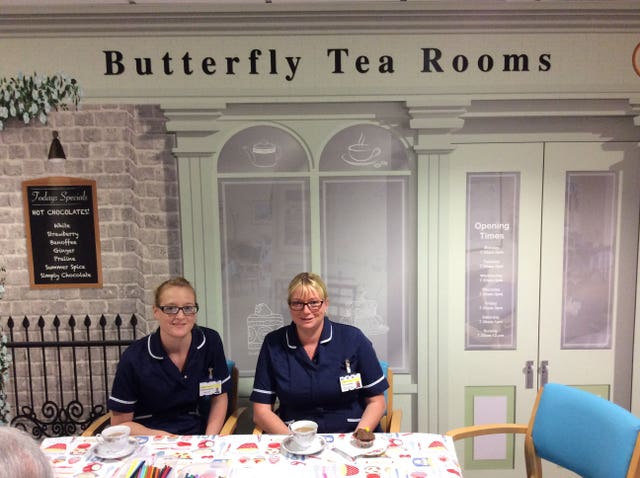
top-left (251, 272), bottom-right (388, 433)
top-left (108, 277), bottom-right (231, 435)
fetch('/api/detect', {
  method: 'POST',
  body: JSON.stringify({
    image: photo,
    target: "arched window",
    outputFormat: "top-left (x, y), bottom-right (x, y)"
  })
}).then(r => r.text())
top-left (218, 122), bottom-right (414, 374)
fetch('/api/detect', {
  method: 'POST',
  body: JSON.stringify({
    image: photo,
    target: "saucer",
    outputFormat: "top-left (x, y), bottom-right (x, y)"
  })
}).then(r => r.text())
top-left (281, 435), bottom-right (326, 455)
top-left (93, 438), bottom-right (137, 459)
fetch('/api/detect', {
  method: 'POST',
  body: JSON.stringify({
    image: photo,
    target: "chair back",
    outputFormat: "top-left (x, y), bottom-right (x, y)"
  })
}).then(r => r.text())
top-left (531, 383), bottom-right (640, 478)
top-left (378, 360), bottom-right (402, 432)
top-left (379, 360), bottom-right (393, 414)
top-left (226, 359), bottom-right (239, 417)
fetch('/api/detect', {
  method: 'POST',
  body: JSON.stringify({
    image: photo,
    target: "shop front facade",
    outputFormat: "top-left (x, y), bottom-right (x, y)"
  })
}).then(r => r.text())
top-left (1, 3), bottom-right (640, 475)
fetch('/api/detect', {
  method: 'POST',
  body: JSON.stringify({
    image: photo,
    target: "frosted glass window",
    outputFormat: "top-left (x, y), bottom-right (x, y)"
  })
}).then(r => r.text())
top-left (319, 123), bottom-right (410, 172)
top-left (320, 177), bottom-right (410, 369)
top-left (219, 179), bottom-right (311, 373)
top-left (218, 122), bottom-right (414, 374)
top-left (218, 125), bottom-right (309, 173)
top-left (562, 171), bottom-right (617, 349)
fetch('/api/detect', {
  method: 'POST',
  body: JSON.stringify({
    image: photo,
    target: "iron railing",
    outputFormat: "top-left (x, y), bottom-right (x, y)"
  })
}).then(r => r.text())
top-left (1, 314), bottom-right (139, 438)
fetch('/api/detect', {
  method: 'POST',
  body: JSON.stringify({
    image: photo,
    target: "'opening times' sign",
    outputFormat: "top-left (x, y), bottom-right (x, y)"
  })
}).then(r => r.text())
top-left (466, 172), bottom-right (519, 350)
top-left (22, 177), bottom-right (102, 288)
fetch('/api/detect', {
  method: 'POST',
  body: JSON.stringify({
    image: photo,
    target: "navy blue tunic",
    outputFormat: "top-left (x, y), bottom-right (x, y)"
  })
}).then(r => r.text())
top-left (108, 326), bottom-right (231, 435)
top-left (250, 317), bottom-right (388, 433)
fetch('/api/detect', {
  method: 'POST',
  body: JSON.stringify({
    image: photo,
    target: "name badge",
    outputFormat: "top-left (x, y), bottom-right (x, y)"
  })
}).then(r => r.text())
top-left (199, 380), bottom-right (222, 396)
top-left (340, 373), bottom-right (363, 392)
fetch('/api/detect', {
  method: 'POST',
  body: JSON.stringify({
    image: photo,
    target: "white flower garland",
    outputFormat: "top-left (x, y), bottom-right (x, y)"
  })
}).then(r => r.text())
top-left (0, 72), bottom-right (81, 130)
top-left (0, 330), bottom-right (10, 425)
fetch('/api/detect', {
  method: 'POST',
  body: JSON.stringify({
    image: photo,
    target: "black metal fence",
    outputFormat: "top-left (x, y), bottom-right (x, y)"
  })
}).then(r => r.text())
top-left (1, 314), bottom-right (139, 438)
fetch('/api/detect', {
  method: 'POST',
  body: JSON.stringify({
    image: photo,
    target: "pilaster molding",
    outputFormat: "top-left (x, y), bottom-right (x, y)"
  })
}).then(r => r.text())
top-left (406, 99), bottom-right (470, 155)
top-left (628, 97), bottom-right (640, 128)
top-left (161, 103), bottom-right (227, 156)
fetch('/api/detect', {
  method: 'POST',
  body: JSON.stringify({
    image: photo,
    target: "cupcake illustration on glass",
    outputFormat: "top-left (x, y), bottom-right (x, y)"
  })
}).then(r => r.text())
top-left (247, 303), bottom-right (284, 354)
top-left (244, 140), bottom-right (280, 167)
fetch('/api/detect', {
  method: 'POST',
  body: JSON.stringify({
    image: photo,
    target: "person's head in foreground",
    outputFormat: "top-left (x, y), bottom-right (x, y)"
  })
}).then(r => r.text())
top-left (0, 426), bottom-right (53, 478)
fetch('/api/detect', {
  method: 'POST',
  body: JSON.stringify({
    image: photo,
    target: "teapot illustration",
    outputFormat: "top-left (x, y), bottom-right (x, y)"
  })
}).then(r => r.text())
top-left (244, 140), bottom-right (280, 167)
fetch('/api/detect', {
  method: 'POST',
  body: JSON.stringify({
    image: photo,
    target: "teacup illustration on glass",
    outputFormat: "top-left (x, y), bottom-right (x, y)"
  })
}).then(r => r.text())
top-left (244, 140), bottom-right (280, 167)
top-left (342, 132), bottom-right (382, 166)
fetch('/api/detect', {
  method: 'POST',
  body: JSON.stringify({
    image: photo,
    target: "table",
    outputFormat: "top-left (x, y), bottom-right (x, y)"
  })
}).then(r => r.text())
top-left (42, 432), bottom-right (462, 478)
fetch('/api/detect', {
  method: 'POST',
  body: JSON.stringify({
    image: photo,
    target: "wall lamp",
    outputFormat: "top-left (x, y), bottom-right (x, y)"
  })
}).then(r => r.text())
top-left (47, 131), bottom-right (66, 162)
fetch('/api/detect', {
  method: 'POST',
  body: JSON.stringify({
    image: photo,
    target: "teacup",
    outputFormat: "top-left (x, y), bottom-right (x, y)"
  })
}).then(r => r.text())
top-left (288, 420), bottom-right (318, 449)
top-left (347, 144), bottom-right (381, 163)
top-left (96, 425), bottom-right (130, 453)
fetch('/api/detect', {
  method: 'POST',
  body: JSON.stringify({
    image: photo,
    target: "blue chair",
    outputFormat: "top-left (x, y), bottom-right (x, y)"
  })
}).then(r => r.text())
top-left (446, 383), bottom-right (640, 478)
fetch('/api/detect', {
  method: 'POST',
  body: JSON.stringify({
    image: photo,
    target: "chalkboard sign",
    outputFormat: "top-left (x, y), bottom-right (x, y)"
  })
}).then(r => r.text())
top-left (22, 177), bottom-right (103, 288)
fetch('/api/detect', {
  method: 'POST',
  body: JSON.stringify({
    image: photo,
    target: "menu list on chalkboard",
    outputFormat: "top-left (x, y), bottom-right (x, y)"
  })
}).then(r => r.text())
top-left (23, 177), bottom-right (102, 288)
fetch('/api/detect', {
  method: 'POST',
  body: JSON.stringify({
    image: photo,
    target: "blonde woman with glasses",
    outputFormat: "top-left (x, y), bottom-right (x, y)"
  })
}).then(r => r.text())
top-left (109, 277), bottom-right (231, 436)
top-left (251, 272), bottom-right (388, 434)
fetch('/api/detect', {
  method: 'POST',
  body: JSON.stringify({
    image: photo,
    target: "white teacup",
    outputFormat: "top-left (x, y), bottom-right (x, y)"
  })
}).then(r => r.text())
top-left (347, 144), bottom-right (381, 163)
top-left (288, 420), bottom-right (318, 449)
top-left (96, 425), bottom-right (130, 453)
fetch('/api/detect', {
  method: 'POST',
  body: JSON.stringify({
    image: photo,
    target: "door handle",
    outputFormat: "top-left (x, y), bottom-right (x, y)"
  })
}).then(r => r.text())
top-left (539, 360), bottom-right (549, 386)
top-left (523, 360), bottom-right (534, 389)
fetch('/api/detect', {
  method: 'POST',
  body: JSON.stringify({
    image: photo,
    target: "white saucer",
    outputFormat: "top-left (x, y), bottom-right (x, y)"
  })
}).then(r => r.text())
top-left (281, 435), bottom-right (326, 455)
top-left (93, 438), bottom-right (137, 459)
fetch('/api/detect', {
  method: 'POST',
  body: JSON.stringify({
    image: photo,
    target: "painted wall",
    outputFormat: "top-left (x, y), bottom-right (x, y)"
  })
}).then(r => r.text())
top-left (1, 2), bottom-right (640, 433)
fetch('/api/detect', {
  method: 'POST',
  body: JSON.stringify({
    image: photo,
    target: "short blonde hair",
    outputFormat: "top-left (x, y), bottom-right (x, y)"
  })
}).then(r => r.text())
top-left (154, 277), bottom-right (197, 306)
top-left (287, 272), bottom-right (328, 301)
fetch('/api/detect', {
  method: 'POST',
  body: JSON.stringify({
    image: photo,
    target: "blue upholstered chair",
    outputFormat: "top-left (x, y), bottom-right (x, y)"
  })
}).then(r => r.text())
top-left (83, 359), bottom-right (245, 436)
top-left (446, 383), bottom-right (640, 478)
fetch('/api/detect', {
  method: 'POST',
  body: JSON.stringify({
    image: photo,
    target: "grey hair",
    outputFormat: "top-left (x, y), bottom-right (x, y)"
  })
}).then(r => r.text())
top-left (0, 426), bottom-right (54, 478)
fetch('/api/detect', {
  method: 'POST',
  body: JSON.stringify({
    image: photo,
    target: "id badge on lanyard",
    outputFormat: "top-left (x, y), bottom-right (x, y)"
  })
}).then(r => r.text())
top-left (200, 380), bottom-right (222, 396)
top-left (199, 367), bottom-right (222, 396)
top-left (339, 359), bottom-right (363, 392)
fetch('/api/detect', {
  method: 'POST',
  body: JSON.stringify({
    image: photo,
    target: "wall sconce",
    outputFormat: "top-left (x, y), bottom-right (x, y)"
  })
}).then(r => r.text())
top-left (47, 131), bottom-right (66, 162)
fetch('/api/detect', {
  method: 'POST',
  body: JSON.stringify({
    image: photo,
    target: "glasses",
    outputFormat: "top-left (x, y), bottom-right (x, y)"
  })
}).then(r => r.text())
top-left (157, 304), bottom-right (199, 315)
top-left (288, 300), bottom-right (324, 311)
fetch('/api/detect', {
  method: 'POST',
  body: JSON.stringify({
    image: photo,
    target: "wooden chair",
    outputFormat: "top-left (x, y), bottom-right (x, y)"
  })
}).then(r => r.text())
top-left (446, 383), bottom-right (640, 478)
top-left (82, 360), bottom-right (246, 436)
top-left (219, 361), bottom-right (247, 435)
top-left (82, 411), bottom-right (112, 437)
top-left (379, 360), bottom-right (402, 433)
top-left (253, 360), bottom-right (402, 434)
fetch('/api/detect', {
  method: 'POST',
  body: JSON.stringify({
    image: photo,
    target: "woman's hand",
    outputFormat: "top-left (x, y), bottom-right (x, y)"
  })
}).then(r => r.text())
top-left (252, 402), bottom-right (290, 434)
top-left (356, 394), bottom-right (386, 432)
top-left (205, 392), bottom-right (229, 435)
top-left (109, 410), bottom-right (173, 436)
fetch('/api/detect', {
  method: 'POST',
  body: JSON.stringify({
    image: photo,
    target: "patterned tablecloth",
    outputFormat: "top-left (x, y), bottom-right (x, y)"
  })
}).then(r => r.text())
top-left (41, 432), bottom-right (462, 478)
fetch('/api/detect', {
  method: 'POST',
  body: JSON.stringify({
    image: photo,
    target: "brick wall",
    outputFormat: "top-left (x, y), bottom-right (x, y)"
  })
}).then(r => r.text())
top-left (0, 104), bottom-right (182, 327)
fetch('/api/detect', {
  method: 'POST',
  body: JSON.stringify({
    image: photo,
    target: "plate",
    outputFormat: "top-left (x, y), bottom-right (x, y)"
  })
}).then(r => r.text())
top-left (281, 435), bottom-right (326, 456)
top-left (177, 463), bottom-right (228, 478)
top-left (337, 436), bottom-right (388, 458)
top-left (93, 438), bottom-right (137, 459)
